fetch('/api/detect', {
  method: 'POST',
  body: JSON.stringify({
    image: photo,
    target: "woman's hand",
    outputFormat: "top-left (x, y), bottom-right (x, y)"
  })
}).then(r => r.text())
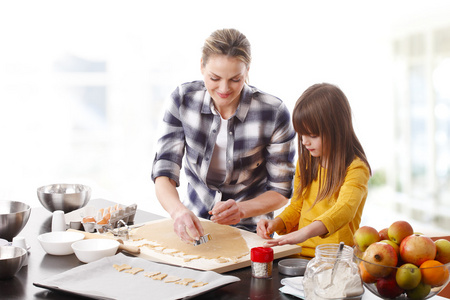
top-left (172, 208), bottom-right (204, 244)
top-left (209, 199), bottom-right (242, 225)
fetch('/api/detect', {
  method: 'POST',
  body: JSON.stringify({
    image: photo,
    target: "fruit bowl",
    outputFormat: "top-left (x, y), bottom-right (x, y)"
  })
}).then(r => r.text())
top-left (354, 254), bottom-right (450, 299)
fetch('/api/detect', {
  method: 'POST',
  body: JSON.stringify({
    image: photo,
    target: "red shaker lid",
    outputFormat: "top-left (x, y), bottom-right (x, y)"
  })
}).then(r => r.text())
top-left (251, 247), bottom-right (274, 263)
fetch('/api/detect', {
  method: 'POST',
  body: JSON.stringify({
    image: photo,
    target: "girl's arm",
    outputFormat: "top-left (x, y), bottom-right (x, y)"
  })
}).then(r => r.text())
top-left (263, 220), bottom-right (328, 247)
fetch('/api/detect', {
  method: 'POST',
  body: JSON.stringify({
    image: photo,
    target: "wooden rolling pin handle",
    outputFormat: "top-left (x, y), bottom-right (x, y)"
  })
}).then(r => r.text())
top-left (118, 244), bottom-right (140, 254)
top-left (67, 228), bottom-right (140, 254)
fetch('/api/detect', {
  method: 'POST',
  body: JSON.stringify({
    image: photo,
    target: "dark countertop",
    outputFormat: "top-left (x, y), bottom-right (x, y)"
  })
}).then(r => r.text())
top-left (0, 199), bottom-right (299, 300)
top-left (4, 199), bottom-right (449, 299)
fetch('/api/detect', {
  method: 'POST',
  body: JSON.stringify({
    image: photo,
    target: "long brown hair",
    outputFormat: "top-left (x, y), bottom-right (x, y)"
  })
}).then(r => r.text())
top-left (293, 83), bottom-right (371, 207)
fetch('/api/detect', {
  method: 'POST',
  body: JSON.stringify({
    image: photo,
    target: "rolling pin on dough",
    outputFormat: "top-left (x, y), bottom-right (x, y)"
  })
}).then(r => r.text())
top-left (67, 228), bottom-right (140, 254)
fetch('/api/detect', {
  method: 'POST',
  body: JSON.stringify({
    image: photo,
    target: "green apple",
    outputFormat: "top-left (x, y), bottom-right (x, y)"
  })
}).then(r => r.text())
top-left (406, 282), bottom-right (431, 299)
top-left (380, 239), bottom-right (400, 257)
top-left (353, 226), bottom-right (380, 252)
top-left (396, 263), bottom-right (421, 290)
top-left (388, 220), bottom-right (414, 244)
top-left (435, 239), bottom-right (450, 264)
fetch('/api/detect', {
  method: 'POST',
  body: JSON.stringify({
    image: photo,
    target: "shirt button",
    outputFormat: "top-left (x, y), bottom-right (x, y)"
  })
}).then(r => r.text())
top-left (205, 157), bottom-right (209, 161)
top-left (229, 131), bottom-right (232, 135)
top-left (213, 130), bottom-right (217, 133)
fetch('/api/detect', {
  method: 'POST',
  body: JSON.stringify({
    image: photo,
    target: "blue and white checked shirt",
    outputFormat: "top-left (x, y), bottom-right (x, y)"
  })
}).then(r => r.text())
top-left (152, 81), bottom-right (295, 231)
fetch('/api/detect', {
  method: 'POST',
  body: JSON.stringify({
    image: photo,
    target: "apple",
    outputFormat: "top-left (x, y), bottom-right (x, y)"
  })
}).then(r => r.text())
top-left (388, 220), bottom-right (414, 244)
top-left (376, 273), bottom-right (404, 298)
top-left (400, 234), bottom-right (436, 266)
top-left (353, 226), bottom-right (380, 252)
top-left (435, 239), bottom-right (450, 264)
top-left (379, 228), bottom-right (389, 240)
top-left (395, 263), bottom-right (421, 290)
top-left (380, 239), bottom-right (400, 257)
top-left (405, 282), bottom-right (431, 299)
top-left (362, 242), bottom-right (398, 278)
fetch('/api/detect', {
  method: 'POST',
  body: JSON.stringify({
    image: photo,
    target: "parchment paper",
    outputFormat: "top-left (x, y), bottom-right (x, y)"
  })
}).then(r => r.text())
top-left (34, 253), bottom-right (240, 300)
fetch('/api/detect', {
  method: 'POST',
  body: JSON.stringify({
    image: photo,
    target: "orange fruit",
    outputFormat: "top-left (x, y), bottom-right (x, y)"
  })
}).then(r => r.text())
top-left (420, 260), bottom-right (449, 287)
top-left (359, 261), bottom-right (377, 283)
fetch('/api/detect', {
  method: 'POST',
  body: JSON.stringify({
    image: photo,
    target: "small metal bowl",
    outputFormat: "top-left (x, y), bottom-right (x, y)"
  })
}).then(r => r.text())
top-left (0, 246), bottom-right (27, 280)
top-left (0, 201), bottom-right (31, 242)
top-left (278, 258), bottom-right (309, 276)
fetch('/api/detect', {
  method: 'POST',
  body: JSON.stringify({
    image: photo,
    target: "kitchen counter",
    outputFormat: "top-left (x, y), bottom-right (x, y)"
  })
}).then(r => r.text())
top-left (1, 198), bottom-right (449, 300)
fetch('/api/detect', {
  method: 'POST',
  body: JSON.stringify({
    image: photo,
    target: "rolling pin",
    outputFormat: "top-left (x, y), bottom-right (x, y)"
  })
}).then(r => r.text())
top-left (67, 228), bottom-right (140, 254)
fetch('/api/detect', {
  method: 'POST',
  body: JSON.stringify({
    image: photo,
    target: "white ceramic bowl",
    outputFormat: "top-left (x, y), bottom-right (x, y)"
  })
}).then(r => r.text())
top-left (38, 231), bottom-right (85, 255)
top-left (71, 239), bottom-right (119, 263)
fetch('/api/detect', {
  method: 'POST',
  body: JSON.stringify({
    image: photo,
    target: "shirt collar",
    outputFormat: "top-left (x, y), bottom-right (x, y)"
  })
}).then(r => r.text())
top-left (200, 84), bottom-right (252, 122)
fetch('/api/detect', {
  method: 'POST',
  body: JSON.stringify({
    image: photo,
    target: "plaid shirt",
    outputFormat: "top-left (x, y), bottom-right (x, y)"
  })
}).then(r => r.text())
top-left (152, 81), bottom-right (295, 231)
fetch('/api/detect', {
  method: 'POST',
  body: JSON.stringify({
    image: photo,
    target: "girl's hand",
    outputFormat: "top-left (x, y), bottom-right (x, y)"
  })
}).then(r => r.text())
top-left (263, 230), bottom-right (307, 247)
top-left (257, 217), bottom-right (284, 239)
top-left (256, 219), bottom-right (275, 239)
top-left (209, 199), bottom-right (241, 225)
top-left (172, 208), bottom-right (204, 244)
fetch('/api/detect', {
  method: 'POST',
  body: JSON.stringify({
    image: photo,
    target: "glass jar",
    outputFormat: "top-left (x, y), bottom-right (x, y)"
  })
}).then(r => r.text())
top-left (303, 243), bottom-right (363, 299)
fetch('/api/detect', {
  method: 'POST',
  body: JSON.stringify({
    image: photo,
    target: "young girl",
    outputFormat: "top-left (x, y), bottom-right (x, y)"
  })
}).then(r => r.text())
top-left (256, 83), bottom-right (371, 257)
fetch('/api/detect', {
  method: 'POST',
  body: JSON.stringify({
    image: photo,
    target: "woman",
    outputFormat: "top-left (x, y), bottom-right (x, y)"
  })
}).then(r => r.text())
top-left (152, 28), bottom-right (295, 244)
top-left (257, 83), bottom-right (371, 257)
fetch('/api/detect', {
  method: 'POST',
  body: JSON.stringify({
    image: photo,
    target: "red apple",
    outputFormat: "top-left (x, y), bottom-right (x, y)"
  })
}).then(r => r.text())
top-left (388, 220), bottom-right (414, 244)
top-left (362, 242), bottom-right (398, 278)
top-left (435, 239), bottom-right (450, 264)
top-left (379, 228), bottom-right (389, 240)
top-left (353, 226), bottom-right (380, 252)
top-left (376, 273), bottom-right (404, 298)
top-left (400, 234), bottom-right (436, 267)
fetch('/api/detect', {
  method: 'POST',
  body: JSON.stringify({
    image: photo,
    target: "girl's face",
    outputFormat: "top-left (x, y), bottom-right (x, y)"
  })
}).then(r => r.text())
top-left (201, 54), bottom-right (248, 118)
top-left (301, 134), bottom-right (323, 158)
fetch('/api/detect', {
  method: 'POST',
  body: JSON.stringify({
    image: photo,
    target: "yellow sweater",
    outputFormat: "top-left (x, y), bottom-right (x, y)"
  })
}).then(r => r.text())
top-left (276, 157), bottom-right (370, 257)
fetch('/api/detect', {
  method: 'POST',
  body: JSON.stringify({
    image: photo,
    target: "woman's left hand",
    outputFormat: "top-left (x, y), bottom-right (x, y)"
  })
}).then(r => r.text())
top-left (209, 199), bottom-right (242, 225)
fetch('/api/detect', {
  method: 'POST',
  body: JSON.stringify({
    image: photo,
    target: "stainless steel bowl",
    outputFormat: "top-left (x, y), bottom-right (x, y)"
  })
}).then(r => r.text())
top-left (0, 201), bottom-right (31, 242)
top-left (37, 184), bottom-right (91, 213)
top-left (0, 246), bottom-right (27, 280)
top-left (278, 258), bottom-right (309, 276)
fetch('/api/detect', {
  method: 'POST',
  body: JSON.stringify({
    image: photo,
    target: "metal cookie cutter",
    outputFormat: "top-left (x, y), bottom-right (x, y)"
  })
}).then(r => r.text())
top-left (105, 220), bottom-right (130, 240)
top-left (193, 233), bottom-right (212, 246)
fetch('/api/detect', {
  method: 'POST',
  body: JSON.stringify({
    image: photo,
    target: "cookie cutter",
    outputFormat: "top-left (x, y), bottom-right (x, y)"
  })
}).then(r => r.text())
top-left (193, 233), bottom-right (212, 246)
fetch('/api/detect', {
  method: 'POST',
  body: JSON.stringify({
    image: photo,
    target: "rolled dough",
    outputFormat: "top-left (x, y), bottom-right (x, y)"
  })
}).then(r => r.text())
top-left (131, 219), bottom-right (249, 261)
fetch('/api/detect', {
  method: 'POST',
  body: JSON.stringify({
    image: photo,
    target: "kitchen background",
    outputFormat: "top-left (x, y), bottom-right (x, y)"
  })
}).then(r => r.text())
top-left (1, 1), bottom-right (449, 235)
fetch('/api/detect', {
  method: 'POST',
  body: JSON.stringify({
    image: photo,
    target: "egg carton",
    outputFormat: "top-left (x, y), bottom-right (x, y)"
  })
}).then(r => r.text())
top-left (107, 203), bottom-right (138, 227)
top-left (81, 203), bottom-right (138, 233)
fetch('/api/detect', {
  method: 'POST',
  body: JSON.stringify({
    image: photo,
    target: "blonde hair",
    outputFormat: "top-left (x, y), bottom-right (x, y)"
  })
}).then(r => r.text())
top-left (293, 83), bottom-right (371, 207)
top-left (202, 28), bottom-right (251, 69)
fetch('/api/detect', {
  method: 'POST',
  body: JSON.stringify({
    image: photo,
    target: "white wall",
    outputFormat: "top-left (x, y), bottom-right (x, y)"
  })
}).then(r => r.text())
top-left (1, 0), bottom-right (449, 220)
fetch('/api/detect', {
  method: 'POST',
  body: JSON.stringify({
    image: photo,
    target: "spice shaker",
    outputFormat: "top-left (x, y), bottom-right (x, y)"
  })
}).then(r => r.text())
top-left (251, 247), bottom-right (273, 278)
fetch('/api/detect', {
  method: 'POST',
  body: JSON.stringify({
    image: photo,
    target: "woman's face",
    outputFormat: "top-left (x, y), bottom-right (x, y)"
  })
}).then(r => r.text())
top-left (201, 54), bottom-right (248, 117)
